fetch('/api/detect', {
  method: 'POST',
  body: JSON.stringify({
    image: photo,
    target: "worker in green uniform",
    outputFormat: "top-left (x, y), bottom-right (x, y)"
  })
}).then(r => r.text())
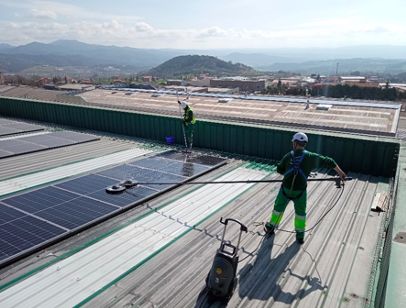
top-left (178, 100), bottom-right (196, 150)
top-left (264, 132), bottom-right (346, 244)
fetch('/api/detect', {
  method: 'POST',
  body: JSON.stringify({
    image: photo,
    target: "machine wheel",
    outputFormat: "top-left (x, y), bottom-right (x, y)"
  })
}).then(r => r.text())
top-left (105, 184), bottom-right (125, 194)
top-left (226, 277), bottom-right (237, 300)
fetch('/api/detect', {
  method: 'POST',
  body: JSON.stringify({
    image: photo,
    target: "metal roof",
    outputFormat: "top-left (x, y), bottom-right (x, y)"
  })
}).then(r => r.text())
top-left (0, 114), bottom-right (397, 307)
top-left (0, 159), bottom-right (391, 307)
top-left (0, 86), bottom-right (401, 136)
top-left (84, 171), bottom-right (390, 308)
top-left (78, 89), bottom-right (400, 136)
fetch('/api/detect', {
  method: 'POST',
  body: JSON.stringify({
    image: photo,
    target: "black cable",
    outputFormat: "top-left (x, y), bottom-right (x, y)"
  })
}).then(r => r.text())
top-left (254, 182), bottom-right (346, 234)
top-left (237, 183), bottom-right (346, 263)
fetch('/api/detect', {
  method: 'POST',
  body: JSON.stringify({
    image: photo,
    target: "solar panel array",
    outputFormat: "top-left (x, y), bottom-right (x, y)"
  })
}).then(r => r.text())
top-left (0, 118), bottom-right (44, 137)
top-left (0, 131), bottom-right (99, 159)
top-left (0, 150), bottom-right (226, 267)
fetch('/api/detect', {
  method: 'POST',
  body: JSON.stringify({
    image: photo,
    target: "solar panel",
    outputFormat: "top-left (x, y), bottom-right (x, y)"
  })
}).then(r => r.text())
top-left (0, 119), bottom-right (44, 137)
top-left (0, 131), bottom-right (99, 159)
top-left (55, 174), bottom-right (118, 195)
top-left (97, 164), bottom-right (186, 189)
top-left (0, 204), bottom-right (26, 224)
top-left (0, 204), bottom-right (65, 262)
top-left (34, 197), bottom-right (118, 230)
top-left (0, 151), bottom-right (226, 267)
top-left (130, 156), bottom-right (175, 170)
top-left (51, 131), bottom-right (99, 143)
top-left (156, 150), bottom-right (226, 166)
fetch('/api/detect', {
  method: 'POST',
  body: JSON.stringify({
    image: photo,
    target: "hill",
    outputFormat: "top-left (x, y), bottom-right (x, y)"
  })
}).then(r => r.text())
top-left (1, 40), bottom-right (405, 76)
top-left (262, 58), bottom-right (406, 75)
top-left (148, 55), bottom-right (256, 77)
top-left (0, 40), bottom-right (185, 73)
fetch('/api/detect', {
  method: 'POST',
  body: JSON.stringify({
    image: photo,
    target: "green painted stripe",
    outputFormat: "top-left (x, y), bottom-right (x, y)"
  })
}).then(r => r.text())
top-left (0, 162), bottom-right (248, 293)
top-left (74, 171), bottom-right (271, 307)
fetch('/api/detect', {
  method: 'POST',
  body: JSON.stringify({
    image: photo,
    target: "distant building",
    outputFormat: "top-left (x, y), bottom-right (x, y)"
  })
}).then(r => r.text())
top-left (36, 77), bottom-right (51, 87)
top-left (210, 78), bottom-right (265, 92)
top-left (340, 76), bottom-right (366, 83)
top-left (163, 85), bottom-right (208, 93)
top-left (57, 84), bottom-right (96, 91)
top-left (340, 76), bottom-right (380, 88)
top-left (166, 80), bottom-right (184, 86)
top-left (129, 83), bottom-right (156, 90)
top-left (0, 72), bottom-right (4, 85)
top-left (143, 76), bottom-right (153, 83)
top-left (43, 83), bottom-right (58, 90)
top-left (270, 77), bottom-right (302, 89)
top-left (79, 79), bottom-right (93, 85)
top-left (187, 78), bottom-right (211, 87)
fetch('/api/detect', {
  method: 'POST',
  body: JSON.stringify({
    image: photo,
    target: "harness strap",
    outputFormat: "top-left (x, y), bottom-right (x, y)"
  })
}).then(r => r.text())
top-left (284, 150), bottom-right (307, 190)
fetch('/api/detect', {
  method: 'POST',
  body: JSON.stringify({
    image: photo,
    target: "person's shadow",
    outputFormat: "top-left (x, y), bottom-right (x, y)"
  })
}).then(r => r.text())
top-left (238, 236), bottom-right (325, 304)
top-left (194, 236), bottom-right (325, 307)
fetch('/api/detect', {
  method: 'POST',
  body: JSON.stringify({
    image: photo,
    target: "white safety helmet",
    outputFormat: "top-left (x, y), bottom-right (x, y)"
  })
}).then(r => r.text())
top-left (292, 132), bottom-right (308, 143)
top-left (180, 101), bottom-right (188, 109)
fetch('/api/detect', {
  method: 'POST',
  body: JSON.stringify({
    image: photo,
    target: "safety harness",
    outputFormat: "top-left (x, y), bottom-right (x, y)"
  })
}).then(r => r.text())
top-left (184, 106), bottom-right (196, 125)
top-left (282, 150), bottom-right (307, 200)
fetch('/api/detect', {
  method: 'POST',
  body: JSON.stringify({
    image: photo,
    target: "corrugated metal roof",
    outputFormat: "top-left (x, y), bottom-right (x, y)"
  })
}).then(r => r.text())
top-left (385, 143), bottom-right (406, 308)
top-left (0, 166), bottom-right (391, 307)
top-left (0, 166), bottom-right (268, 307)
top-left (81, 172), bottom-right (390, 307)
top-left (0, 113), bottom-right (396, 307)
top-left (78, 89), bottom-right (399, 136)
top-left (0, 86), bottom-right (400, 136)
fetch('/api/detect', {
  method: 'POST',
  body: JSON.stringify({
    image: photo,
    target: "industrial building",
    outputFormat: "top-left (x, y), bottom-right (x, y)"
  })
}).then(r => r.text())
top-left (0, 86), bottom-right (404, 307)
top-left (210, 78), bottom-right (266, 92)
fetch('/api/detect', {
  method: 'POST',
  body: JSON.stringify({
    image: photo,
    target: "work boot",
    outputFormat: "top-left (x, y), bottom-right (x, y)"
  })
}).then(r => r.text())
top-left (264, 222), bottom-right (275, 236)
top-left (296, 232), bottom-right (305, 245)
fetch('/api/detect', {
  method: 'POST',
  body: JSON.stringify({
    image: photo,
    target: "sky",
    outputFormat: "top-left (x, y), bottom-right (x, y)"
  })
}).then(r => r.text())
top-left (0, 0), bottom-right (405, 49)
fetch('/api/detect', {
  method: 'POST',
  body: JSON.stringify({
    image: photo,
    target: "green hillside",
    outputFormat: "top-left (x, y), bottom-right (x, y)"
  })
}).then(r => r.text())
top-left (149, 55), bottom-right (256, 77)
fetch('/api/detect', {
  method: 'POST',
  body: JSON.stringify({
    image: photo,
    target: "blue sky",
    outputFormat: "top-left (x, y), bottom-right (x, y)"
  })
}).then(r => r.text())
top-left (0, 0), bottom-right (405, 48)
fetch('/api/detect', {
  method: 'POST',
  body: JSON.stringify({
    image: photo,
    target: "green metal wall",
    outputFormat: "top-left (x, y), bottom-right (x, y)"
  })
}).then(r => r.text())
top-left (0, 97), bottom-right (399, 177)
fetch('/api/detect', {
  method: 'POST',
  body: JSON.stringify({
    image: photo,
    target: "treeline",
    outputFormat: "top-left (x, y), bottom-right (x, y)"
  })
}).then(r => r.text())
top-left (311, 84), bottom-right (399, 101)
top-left (263, 84), bottom-right (405, 101)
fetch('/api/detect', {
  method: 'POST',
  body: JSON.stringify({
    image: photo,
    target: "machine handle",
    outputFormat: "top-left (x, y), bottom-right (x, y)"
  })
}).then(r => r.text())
top-left (220, 217), bottom-right (248, 232)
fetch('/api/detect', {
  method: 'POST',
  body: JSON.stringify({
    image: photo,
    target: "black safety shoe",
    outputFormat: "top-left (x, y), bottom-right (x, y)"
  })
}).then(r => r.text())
top-left (264, 222), bottom-right (275, 235)
top-left (296, 232), bottom-right (304, 245)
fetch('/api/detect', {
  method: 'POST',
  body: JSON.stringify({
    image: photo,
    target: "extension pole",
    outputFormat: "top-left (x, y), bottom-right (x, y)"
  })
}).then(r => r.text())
top-left (129, 176), bottom-right (352, 186)
top-left (177, 90), bottom-right (188, 150)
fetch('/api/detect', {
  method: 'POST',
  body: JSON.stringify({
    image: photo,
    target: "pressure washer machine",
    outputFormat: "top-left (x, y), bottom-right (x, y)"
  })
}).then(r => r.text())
top-left (206, 217), bottom-right (247, 301)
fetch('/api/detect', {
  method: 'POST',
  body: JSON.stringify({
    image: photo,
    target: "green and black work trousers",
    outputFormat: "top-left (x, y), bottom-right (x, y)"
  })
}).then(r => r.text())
top-left (268, 186), bottom-right (307, 240)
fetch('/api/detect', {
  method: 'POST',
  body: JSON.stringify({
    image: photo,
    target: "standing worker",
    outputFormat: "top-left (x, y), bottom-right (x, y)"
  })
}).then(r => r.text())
top-left (178, 100), bottom-right (196, 150)
top-left (264, 132), bottom-right (346, 244)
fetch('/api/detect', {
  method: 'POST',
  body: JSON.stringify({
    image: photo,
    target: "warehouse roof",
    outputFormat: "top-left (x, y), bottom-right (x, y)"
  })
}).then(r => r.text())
top-left (0, 106), bottom-right (398, 307)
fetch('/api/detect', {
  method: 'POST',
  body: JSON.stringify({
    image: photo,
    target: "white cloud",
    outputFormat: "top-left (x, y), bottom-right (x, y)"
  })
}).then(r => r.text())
top-left (31, 8), bottom-right (57, 20)
top-left (135, 22), bottom-right (154, 33)
top-left (0, 14), bottom-right (405, 48)
top-left (197, 27), bottom-right (228, 39)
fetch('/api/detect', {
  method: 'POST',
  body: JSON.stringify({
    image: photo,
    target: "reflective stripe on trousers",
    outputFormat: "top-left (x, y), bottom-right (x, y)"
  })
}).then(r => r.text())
top-left (268, 187), bottom-right (307, 235)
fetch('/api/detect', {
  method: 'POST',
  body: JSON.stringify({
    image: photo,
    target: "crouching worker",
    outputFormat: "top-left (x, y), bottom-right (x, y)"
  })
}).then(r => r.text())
top-left (264, 132), bottom-right (346, 244)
